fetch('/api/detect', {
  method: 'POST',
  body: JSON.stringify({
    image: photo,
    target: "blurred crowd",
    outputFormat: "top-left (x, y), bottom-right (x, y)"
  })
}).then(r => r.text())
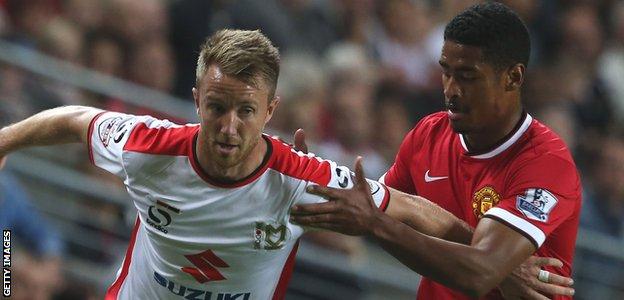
top-left (0, 0), bottom-right (623, 299)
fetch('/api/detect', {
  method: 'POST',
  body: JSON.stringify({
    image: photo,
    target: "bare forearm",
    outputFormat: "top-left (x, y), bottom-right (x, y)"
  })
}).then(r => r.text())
top-left (370, 212), bottom-right (506, 297)
top-left (0, 106), bottom-right (102, 156)
top-left (387, 189), bottom-right (473, 244)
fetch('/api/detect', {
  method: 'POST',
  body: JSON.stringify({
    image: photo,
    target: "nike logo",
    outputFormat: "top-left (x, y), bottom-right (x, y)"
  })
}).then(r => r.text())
top-left (424, 170), bottom-right (448, 182)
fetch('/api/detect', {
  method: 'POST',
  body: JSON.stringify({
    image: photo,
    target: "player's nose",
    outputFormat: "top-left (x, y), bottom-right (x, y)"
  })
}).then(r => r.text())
top-left (443, 76), bottom-right (462, 100)
top-left (219, 111), bottom-right (239, 136)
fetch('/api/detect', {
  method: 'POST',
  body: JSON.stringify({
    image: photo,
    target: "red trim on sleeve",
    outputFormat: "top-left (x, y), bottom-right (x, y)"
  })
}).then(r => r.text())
top-left (268, 136), bottom-right (331, 186)
top-left (272, 241), bottom-right (299, 300)
top-left (105, 216), bottom-right (141, 300)
top-left (123, 123), bottom-right (199, 156)
top-left (87, 112), bottom-right (106, 165)
top-left (379, 184), bottom-right (391, 212)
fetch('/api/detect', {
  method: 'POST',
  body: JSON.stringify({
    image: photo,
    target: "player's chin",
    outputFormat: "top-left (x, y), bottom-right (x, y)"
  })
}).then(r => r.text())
top-left (449, 120), bottom-right (469, 134)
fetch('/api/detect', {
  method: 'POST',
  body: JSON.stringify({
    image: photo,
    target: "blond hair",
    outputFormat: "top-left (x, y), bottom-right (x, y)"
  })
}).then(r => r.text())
top-left (196, 29), bottom-right (280, 99)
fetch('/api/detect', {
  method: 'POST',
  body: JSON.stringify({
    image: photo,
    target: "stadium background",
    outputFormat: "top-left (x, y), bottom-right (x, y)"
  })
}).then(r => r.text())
top-left (0, 0), bottom-right (623, 299)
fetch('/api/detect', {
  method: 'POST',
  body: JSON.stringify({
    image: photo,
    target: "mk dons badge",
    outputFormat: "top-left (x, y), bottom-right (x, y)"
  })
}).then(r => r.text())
top-left (253, 221), bottom-right (290, 250)
top-left (472, 186), bottom-right (501, 218)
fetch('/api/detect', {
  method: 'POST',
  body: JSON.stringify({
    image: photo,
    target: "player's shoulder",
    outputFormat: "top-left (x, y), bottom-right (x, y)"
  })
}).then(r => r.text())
top-left (99, 112), bottom-right (200, 156)
top-left (266, 135), bottom-right (333, 185)
top-left (398, 111), bottom-right (451, 154)
top-left (520, 118), bottom-right (576, 165)
top-left (507, 118), bottom-right (580, 189)
top-left (408, 111), bottom-right (451, 139)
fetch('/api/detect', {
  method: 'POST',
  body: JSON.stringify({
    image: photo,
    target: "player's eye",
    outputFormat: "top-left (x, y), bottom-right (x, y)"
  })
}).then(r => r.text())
top-left (459, 72), bottom-right (477, 81)
top-left (239, 106), bottom-right (255, 116)
top-left (207, 103), bottom-right (225, 114)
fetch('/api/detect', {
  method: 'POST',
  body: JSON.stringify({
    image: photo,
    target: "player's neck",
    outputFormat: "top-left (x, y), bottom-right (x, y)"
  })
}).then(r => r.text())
top-left (464, 109), bottom-right (524, 153)
top-left (196, 135), bottom-right (268, 183)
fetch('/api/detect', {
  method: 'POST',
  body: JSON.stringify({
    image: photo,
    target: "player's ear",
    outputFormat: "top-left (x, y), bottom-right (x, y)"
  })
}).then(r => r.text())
top-left (505, 63), bottom-right (525, 91)
top-left (265, 96), bottom-right (280, 124)
top-left (192, 87), bottom-right (200, 115)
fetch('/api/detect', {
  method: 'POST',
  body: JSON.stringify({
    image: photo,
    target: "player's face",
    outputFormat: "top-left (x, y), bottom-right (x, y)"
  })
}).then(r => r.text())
top-left (439, 40), bottom-right (508, 134)
top-left (193, 65), bottom-right (278, 168)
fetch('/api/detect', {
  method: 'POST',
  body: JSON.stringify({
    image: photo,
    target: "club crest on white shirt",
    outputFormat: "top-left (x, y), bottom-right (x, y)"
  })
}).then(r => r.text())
top-left (97, 116), bottom-right (134, 147)
top-left (253, 221), bottom-right (290, 250)
top-left (98, 117), bottom-right (122, 147)
top-left (516, 188), bottom-right (558, 222)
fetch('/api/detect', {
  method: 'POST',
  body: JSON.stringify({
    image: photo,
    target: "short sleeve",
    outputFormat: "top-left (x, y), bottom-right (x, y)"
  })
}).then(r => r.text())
top-left (294, 160), bottom-right (390, 212)
top-left (88, 112), bottom-right (140, 178)
top-left (483, 154), bottom-right (581, 248)
top-left (380, 128), bottom-right (417, 195)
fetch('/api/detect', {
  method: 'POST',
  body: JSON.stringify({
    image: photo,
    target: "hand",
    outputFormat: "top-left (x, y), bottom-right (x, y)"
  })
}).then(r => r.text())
top-left (0, 156), bottom-right (6, 170)
top-left (293, 128), bottom-right (308, 153)
top-left (291, 157), bottom-right (379, 235)
top-left (498, 256), bottom-right (574, 299)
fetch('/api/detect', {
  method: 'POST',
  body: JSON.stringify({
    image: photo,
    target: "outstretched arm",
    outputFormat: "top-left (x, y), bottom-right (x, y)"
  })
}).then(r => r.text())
top-left (385, 189), bottom-right (474, 245)
top-left (293, 128), bottom-right (473, 244)
top-left (0, 106), bottom-right (102, 158)
top-left (292, 157), bottom-right (575, 298)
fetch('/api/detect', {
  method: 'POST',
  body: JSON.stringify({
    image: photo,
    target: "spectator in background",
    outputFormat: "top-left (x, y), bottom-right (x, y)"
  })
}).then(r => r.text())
top-left (576, 131), bottom-right (624, 299)
top-left (373, 85), bottom-right (412, 164)
top-left (83, 30), bottom-right (128, 79)
top-left (168, 0), bottom-right (213, 99)
top-left (372, 0), bottom-right (440, 91)
top-left (127, 39), bottom-right (176, 93)
top-left (330, 0), bottom-right (377, 45)
top-left (273, 53), bottom-right (326, 143)
top-left (318, 44), bottom-right (387, 179)
top-left (61, 0), bottom-right (105, 33)
top-left (4, 0), bottom-right (56, 46)
top-left (38, 17), bottom-right (85, 106)
top-left (598, 1), bottom-right (624, 125)
top-left (0, 170), bottom-right (64, 299)
top-left (105, 0), bottom-right (168, 45)
top-left (581, 132), bottom-right (624, 238)
top-left (0, 64), bottom-right (35, 124)
top-left (556, 4), bottom-right (612, 133)
top-left (39, 18), bottom-right (84, 65)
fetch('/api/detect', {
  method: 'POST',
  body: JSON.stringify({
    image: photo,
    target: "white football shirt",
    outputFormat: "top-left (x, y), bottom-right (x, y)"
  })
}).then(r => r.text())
top-left (88, 112), bottom-right (389, 300)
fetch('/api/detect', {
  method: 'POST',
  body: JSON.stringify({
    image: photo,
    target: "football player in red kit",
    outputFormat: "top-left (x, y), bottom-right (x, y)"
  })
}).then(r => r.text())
top-left (292, 3), bottom-right (580, 299)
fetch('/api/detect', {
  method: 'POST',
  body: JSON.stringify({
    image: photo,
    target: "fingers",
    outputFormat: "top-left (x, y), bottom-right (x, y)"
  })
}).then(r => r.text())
top-left (547, 273), bottom-right (574, 286)
top-left (291, 202), bottom-right (338, 215)
top-left (544, 272), bottom-right (574, 287)
top-left (531, 256), bottom-right (564, 268)
top-left (305, 184), bottom-right (345, 200)
top-left (298, 222), bottom-right (345, 233)
top-left (290, 213), bottom-right (336, 226)
top-left (533, 281), bottom-right (575, 297)
top-left (294, 128), bottom-right (308, 154)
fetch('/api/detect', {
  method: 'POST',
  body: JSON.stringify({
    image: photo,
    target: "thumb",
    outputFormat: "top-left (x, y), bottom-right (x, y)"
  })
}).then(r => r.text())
top-left (294, 128), bottom-right (308, 154)
top-left (353, 156), bottom-right (367, 188)
top-left (0, 156), bottom-right (6, 170)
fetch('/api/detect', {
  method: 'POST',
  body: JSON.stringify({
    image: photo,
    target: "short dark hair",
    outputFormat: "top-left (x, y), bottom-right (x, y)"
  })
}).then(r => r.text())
top-left (444, 2), bottom-right (530, 71)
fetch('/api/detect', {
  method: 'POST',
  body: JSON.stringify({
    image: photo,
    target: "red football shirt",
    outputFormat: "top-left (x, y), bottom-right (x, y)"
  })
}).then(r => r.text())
top-left (382, 111), bottom-right (581, 300)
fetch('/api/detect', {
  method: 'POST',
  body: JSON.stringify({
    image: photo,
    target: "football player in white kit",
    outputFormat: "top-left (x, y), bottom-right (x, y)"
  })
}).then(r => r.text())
top-left (0, 29), bottom-right (397, 300)
top-left (0, 29), bottom-right (571, 300)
